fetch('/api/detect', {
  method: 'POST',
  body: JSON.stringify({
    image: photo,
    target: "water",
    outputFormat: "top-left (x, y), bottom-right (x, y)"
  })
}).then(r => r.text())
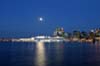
top-left (0, 42), bottom-right (100, 66)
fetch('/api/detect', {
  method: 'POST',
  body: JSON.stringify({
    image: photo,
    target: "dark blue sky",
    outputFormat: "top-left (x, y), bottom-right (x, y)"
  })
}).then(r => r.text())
top-left (0, 0), bottom-right (100, 35)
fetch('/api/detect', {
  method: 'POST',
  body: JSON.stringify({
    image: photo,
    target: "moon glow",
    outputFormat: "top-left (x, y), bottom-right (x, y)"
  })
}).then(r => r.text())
top-left (39, 17), bottom-right (43, 22)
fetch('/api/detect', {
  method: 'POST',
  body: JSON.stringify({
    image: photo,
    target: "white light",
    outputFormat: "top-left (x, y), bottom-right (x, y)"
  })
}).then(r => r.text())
top-left (39, 17), bottom-right (43, 21)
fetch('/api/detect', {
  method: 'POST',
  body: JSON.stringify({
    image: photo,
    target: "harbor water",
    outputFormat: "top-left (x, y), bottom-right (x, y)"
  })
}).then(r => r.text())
top-left (0, 42), bottom-right (100, 66)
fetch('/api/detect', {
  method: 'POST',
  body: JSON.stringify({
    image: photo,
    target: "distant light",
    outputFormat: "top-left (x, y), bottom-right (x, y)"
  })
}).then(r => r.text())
top-left (39, 17), bottom-right (43, 22)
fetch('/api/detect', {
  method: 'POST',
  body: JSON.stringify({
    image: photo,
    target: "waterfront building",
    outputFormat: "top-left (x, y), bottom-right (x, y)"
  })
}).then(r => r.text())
top-left (95, 28), bottom-right (100, 37)
top-left (89, 30), bottom-right (95, 39)
top-left (80, 31), bottom-right (88, 39)
top-left (34, 36), bottom-right (64, 42)
top-left (53, 27), bottom-right (71, 39)
top-left (53, 27), bottom-right (65, 37)
top-left (73, 31), bottom-right (81, 39)
top-left (64, 32), bottom-right (71, 39)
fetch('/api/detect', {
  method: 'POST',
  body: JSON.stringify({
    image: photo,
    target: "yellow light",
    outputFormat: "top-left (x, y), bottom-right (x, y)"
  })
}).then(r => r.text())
top-left (35, 42), bottom-right (46, 66)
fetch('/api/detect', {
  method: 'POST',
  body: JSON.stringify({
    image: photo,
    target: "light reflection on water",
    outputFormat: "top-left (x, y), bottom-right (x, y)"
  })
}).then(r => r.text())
top-left (0, 42), bottom-right (100, 66)
top-left (54, 43), bottom-right (64, 66)
top-left (35, 42), bottom-right (46, 66)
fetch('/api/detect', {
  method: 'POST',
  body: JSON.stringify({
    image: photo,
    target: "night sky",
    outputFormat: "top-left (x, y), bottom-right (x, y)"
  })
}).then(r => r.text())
top-left (0, 0), bottom-right (100, 35)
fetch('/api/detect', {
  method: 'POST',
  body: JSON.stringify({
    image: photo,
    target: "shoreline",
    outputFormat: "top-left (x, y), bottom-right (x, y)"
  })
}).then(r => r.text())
top-left (0, 37), bottom-right (100, 43)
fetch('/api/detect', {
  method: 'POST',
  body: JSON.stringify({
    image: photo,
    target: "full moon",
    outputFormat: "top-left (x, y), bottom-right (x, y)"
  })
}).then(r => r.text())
top-left (39, 17), bottom-right (43, 21)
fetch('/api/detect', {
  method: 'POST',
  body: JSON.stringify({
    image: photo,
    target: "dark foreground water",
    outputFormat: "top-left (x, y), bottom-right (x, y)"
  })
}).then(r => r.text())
top-left (0, 42), bottom-right (100, 66)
